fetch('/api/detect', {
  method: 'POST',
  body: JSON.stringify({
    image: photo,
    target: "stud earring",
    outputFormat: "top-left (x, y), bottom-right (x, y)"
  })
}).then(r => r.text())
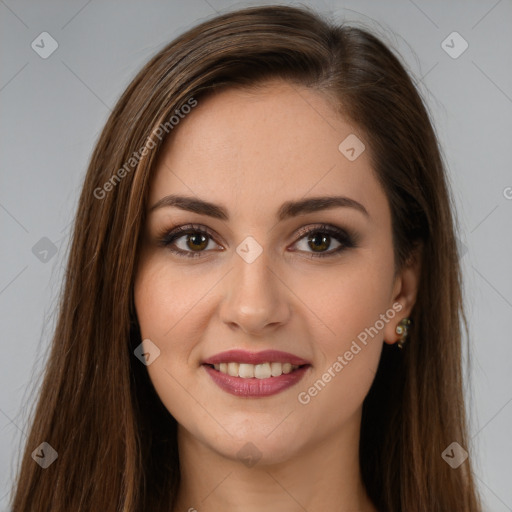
top-left (396, 317), bottom-right (411, 349)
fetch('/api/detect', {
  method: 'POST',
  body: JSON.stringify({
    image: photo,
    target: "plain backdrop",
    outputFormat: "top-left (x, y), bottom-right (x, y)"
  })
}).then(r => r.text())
top-left (1, 1), bottom-right (511, 510)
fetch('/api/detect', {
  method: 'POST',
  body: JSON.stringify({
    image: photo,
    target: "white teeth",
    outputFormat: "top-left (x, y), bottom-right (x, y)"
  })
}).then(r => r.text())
top-left (270, 362), bottom-right (282, 377)
top-left (254, 363), bottom-right (271, 379)
top-left (211, 361), bottom-right (301, 378)
top-left (227, 362), bottom-right (239, 377)
top-left (238, 363), bottom-right (254, 378)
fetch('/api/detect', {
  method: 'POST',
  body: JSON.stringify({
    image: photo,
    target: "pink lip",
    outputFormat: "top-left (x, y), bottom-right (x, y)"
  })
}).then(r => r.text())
top-left (202, 349), bottom-right (311, 366)
top-left (203, 364), bottom-right (310, 397)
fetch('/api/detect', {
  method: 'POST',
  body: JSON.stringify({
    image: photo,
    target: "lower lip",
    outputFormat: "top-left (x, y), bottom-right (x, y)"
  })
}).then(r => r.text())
top-left (202, 364), bottom-right (310, 397)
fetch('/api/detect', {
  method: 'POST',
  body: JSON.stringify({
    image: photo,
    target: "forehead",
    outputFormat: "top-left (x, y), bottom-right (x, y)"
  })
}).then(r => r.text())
top-left (149, 81), bottom-right (387, 221)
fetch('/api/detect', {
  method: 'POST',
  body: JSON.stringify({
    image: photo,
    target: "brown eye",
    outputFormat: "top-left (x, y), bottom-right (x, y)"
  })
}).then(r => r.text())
top-left (159, 225), bottom-right (222, 258)
top-left (185, 232), bottom-right (209, 252)
top-left (291, 224), bottom-right (356, 258)
top-left (307, 232), bottom-right (334, 252)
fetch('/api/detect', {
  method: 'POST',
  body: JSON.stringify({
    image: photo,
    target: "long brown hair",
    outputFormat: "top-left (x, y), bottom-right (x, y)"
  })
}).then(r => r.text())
top-left (9, 5), bottom-right (483, 511)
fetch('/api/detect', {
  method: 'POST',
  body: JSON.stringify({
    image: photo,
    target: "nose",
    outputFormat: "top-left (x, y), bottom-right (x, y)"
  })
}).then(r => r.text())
top-left (218, 245), bottom-right (291, 336)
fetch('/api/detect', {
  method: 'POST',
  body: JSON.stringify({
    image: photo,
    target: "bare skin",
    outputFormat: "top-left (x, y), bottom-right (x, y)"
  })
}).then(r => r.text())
top-left (134, 79), bottom-right (421, 512)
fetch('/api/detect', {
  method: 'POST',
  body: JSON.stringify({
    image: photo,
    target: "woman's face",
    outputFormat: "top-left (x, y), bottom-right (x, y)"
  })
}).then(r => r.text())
top-left (134, 80), bottom-right (417, 465)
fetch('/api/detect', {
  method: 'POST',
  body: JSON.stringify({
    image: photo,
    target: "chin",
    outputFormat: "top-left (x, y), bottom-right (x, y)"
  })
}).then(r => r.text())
top-left (209, 424), bottom-right (304, 467)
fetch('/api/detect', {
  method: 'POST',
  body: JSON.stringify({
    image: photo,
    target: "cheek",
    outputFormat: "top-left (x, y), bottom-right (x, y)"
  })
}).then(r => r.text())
top-left (291, 258), bottom-right (392, 428)
top-left (296, 252), bottom-right (394, 346)
top-left (133, 258), bottom-right (198, 394)
top-left (133, 255), bottom-right (226, 386)
top-left (133, 258), bottom-right (204, 420)
top-left (292, 248), bottom-right (394, 412)
top-left (134, 257), bottom-right (209, 343)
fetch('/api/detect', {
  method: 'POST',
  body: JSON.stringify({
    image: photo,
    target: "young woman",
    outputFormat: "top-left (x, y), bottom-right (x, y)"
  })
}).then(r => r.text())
top-left (10, 5), bottom-right (483, 511)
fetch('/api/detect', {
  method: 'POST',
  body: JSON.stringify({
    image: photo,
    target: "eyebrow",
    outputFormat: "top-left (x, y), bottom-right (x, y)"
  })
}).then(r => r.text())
top-left (148, 194), bottom-right (369, 221)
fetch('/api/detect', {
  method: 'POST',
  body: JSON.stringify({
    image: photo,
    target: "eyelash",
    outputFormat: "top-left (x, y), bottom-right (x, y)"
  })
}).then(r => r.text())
top-left (157, 223), bottom-right (357, 259)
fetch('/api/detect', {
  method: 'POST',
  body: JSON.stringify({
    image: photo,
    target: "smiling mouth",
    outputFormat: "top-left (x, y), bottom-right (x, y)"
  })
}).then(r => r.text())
top-left (203, 362), bottom-right (309, 379)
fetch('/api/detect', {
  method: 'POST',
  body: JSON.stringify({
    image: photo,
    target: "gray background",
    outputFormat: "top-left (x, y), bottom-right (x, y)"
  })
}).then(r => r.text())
top-left (1, 0), bottom-right (511, 510)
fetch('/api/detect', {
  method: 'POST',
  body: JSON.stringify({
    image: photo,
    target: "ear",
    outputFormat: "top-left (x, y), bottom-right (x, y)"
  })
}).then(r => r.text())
top-left (384, 242), bottom-right (423, 345)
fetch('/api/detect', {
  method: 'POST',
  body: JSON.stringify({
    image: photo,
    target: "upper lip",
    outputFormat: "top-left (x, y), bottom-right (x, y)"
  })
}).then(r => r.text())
top-left (203, 349), bottom-right (311, 366)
